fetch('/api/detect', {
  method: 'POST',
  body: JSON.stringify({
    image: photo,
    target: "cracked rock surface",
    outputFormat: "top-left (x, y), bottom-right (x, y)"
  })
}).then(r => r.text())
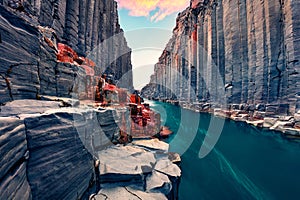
top-left (96, 141), bottom-right (181, 199)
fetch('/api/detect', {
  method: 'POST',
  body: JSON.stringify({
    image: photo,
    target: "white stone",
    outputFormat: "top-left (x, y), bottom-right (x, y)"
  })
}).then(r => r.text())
top-left (146, 171), bottom-right (172, 194)
top-left (263, 118), bottom-right (278, 128)
top-left (132, 139), bottom-right (169, 152)
top-left (294, 114), bottom-right (300, 122)
top-left (154, 159), bottom-right (181, 178)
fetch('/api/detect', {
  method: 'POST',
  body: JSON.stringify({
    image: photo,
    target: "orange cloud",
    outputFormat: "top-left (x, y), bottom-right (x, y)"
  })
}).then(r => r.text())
top-left (117, 0), bottom-right (190, 22)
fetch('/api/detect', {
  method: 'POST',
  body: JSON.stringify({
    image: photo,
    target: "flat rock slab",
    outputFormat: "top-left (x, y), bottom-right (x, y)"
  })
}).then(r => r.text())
top-left (98, 145), bottom-right (156, 183)
top-left (263, 117), bottom-right (279, 128)
top-left (0, 100), bottom-right (62, 117)
top-left (246, 120), bottom-right (264, 127)
top-left (154, 159), bottom-right (181, 178)
top-left (94, 185), bottom-right (167, 200)
top-left (146, 171), bottom-right (172, 194)
top-left (97, 141), bottom-right (181, 198)
top-left (132, 139), bottom-right (169, 152)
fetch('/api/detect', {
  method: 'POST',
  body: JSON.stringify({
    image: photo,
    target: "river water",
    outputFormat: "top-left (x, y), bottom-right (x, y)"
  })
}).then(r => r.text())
top-left (149, 101), bottom-right (300, 200)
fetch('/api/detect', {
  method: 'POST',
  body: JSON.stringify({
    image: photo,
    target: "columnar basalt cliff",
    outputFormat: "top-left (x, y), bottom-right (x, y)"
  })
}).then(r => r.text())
top-left (0, 1), bottom-right (181, 199)
top-left (0, 0), bottom-right (133, 104)
top-left (142, 0), bottom-right (300, 116)
top-left (0, 0), bottom-right (135, 199)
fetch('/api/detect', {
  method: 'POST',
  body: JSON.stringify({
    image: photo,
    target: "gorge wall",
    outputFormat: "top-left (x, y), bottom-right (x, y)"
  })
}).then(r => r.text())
top-left (0, 0), bottom-right (134, 199)
top-left (142, 0), bottom-right (300, 115)
top-left (0, 99), bottom-right (130, 199)
top-left (0, 0), bottom-right (133, 105)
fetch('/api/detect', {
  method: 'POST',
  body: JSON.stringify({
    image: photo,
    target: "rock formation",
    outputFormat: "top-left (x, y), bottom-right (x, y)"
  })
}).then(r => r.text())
top-left (142, 0), bottom-right (300, 115)
top-left (0, 0), bottom-right (144, 199)
top-left (94, 140), bottom-right (181, 200)
top-left (0, 100), bottom-right (97, 199)
top-left (0, 0), bottom-right (133, 105)
top-left (0, 99), bottom-right (180, 199)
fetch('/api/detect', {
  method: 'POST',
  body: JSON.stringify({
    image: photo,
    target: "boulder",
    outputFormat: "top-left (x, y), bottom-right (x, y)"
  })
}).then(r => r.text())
top-left (270, 121), bottom-right (294, 131)
top-left (294, 114), bottom-right (300, 122)
top-left (154, 159), bottom-right (181, 178)
top-left (168, 152), bottom-right (181, 165)
top-left (283, 128), bottom-right (300, 136)
top-left (231, 104), bottom-right (240, 110)
top-left (263, 118), bottom-right (278, 128)
top-left (295, 122), bottom-right (300, 129)
top-left (253, 111), bottom-right (266, 120)
top-left (231, 115), bottom-right (249, 122)
top-left (146, 171), bottom-right (172, 194)
top-left (246, 120), bottom-right (264, 127)
top-left (266, 105), bottom-right (278, 113)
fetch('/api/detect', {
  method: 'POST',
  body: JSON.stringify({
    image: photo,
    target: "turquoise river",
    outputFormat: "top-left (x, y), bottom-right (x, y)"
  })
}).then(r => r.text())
top-left (149, 101), bottom-right (300, 200)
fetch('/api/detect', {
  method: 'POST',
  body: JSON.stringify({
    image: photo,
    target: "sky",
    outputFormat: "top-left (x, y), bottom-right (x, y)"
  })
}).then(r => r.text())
top-left (116, 0), bottom-right (190, 89)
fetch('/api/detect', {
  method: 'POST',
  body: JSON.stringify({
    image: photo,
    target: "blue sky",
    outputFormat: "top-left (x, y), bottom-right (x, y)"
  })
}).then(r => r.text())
top-left (118, 9), bottom-right (178, 31)
top-left (117, 1), bottom-right (190, 89)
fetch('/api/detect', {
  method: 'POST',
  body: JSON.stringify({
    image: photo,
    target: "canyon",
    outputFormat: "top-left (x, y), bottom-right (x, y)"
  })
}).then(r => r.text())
top-left (142, 0), bottom-right (300, 114)
top-left (2, 0), bottom-right (300, 199)
top-left (0, 1), bottom-right (179, 199)
top-left (142, 0), bottom-right (300, 135)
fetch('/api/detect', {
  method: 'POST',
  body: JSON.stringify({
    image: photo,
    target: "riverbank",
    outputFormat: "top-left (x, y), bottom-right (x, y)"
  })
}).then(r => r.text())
top-left (148, 100), bottom-right (300, 199)
top-left (151, 99), bottom-right (300, 139)
top-left (0, 98), bottom-right (181, 199)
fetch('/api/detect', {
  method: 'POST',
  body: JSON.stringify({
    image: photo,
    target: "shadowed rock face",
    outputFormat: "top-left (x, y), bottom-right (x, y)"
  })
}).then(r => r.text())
top-left (24, 111), bottom-right (95, 200)
top-left (0, 117), bottom-right (31, 200)
top-left (0, 100), bottom-right (181, 199)
top-left (0, 104), bottom-right (99, 200)
top-left (0, 0), bottom-right (135, 199)
top-left (142, 0), bottom-right (300, 114)
top-left (0, 0), bottom-right (133, 104)
top-left (0, 101), bottom-right (131, 200)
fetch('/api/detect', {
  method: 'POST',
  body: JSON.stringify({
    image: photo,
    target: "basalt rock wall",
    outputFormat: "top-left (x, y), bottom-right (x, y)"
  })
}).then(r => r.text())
top-left (142, 0), bottom-right (300, 115)
top-left (0, 100), bottom-right (131, 199)
top-left (0, 0), bottom-right (133, 105)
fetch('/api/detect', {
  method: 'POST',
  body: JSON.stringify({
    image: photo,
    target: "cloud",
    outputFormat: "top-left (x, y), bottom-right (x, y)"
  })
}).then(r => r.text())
top-left (117, 0), bottom-right (190, 22)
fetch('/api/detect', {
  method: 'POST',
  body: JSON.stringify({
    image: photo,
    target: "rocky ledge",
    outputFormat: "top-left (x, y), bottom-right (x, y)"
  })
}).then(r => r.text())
top-left (0, 98), bottom-right (180, 199)
top-left (93, 139), bottom-right (181, 200)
